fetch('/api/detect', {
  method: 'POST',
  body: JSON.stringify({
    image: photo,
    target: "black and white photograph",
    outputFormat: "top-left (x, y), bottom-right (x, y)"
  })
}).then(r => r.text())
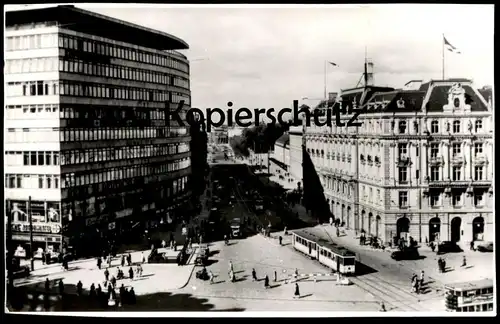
top-left (4, 3), bottom-right (495, 316)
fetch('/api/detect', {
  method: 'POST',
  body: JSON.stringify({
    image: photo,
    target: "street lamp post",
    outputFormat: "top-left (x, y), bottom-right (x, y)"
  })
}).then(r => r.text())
top-left (28, 196), bottom-right (34, 271)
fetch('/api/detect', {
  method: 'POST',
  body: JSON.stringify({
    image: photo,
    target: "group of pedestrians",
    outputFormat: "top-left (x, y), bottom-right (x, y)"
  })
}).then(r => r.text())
top-left (410, 270), bottom-right (425, 294)
top-left (222, 261), bottom-right (302, 298)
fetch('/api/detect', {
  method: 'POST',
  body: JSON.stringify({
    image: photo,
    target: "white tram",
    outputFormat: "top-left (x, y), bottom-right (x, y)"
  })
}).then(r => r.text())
top-left (292, 229), bottom-right (357, 275)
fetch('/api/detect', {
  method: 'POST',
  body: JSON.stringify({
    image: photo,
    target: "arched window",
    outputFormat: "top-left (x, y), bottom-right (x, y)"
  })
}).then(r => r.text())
top-left (453, 120), bottom-right (460, 133)
top-left (431, 120), bottom-right (439, 134)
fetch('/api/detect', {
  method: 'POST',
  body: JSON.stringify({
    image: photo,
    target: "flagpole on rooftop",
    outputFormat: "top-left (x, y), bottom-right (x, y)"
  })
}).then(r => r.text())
top-left (324, 60), bottom-right (327, 100)
top-left (442, 33), bottom-right (445, 80)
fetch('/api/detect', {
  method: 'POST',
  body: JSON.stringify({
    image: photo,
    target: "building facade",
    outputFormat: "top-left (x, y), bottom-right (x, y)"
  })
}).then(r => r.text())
top-left (209, 126), bottom-right (229, 145)
top-left (304, 79), bottom-right (493, 245)
top-left (5, 6), bottom-right (192, 255)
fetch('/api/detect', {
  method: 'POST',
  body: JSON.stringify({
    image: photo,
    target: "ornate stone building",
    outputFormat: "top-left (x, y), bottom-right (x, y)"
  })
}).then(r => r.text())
top-left (304, 79), bottom-right (493, 246)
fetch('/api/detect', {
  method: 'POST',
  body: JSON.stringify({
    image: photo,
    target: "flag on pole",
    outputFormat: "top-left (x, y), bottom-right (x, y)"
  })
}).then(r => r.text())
top-left (443, 36), bottom-right (461, 54)
top-left (328, 62), bottom-right (338, 66)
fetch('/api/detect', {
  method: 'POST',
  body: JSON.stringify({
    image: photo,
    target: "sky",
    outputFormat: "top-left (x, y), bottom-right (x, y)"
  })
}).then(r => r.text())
top-left (5, 4), bottom-right (494, 117)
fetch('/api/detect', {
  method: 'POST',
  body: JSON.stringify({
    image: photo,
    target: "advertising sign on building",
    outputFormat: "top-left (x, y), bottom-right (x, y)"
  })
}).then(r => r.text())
top-left (9, 200), bottom-right (60, 223)
top-left (11, 223), bottom-right (62, 234)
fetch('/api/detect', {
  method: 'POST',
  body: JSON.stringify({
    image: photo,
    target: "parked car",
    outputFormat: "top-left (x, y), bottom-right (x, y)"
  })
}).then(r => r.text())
top-left (391, 248), bottom-right (420, 261)
top-left (437, 241), bottom-right (463, 254)
top-left (476, 242), bottom-right (493, 252)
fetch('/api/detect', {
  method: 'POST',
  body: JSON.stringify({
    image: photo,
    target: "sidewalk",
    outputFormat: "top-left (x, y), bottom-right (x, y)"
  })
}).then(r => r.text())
top-left (15, 244), bottom-right (200, 292)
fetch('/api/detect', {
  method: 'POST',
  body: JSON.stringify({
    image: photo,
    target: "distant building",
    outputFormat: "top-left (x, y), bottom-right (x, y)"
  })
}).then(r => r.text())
top-left (209, 126), bottom-right (229, 145)
top-left (304, 78), bottom-right (493, 245)
top-left (289, 126), bottom-right (303, 189)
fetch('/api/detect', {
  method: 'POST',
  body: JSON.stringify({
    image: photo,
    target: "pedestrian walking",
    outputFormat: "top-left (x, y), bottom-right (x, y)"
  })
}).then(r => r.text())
top-left (336, 227), bottom-right (340, 237)
top-left (264, 275), bottom-right (270, 288)
top-left (58, 279), bottom-right (65, 295)
top-left (76, 280), bottom-right (83, 296)
top-left (229, 270), bottom-right (235, 282)
top-left (90, 283), bottom-right (96, 298)
top-left (252, 268), bottom-right (257, 281)
top-left (129, 267), bottom-right (134, 280)
top-left (294, 268), bottom-right (299, 282)
top-left (470, 241), bottom-right (475, 251)
top-left (161, 240), bottom-right (166, 249)
top-left (104, 268), bottom-right (109, 282)
top-left (279, 236), bottom-right (283, 245)
top-left (420, 270), bottom-right (425, 286)
top-left (97, 257), bottom-right (102, 269)
top-left (45, 278), bottom-right (50, 292)
top-left (293, 283), bottom-right (300, 299)
top-left (462, 255), bottom-right (467, 267)
top-left (127, 253), bottom-right (132, 266)
top-left (274, 270), bottom-right (277, 282)
top-left (121, 255), bottom-right (125, 267)
top-left (141, 252), bottom-right (145, 264)
top-left (209, 271), bottom-right (214, 284)
top-left (380, 302), bottom-right (386, 312)
top-left (329, 217), bottom-right (333, 226)
top-left (229, 260), bottom-right (234, 273)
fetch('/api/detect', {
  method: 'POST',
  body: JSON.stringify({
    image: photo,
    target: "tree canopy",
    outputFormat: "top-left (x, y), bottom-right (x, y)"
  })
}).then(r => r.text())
top-left (230, 122), bottom-right (292, 157)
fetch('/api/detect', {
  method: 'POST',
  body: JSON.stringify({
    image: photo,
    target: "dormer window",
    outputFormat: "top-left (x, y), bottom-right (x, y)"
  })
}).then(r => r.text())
top-left (431, 120), bottom-right (439, 134)
top-left (398, 121), bottom-right (407, 134)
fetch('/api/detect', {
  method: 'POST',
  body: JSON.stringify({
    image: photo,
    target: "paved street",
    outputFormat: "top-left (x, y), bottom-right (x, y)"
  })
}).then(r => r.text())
top-left (181, 234), bottom-right (380, 311)
top-left (285, 225), bottom-right (494, 312)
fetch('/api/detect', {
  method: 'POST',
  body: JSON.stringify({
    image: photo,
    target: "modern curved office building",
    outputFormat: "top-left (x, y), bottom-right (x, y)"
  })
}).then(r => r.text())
top-left (5, 5), bottom-right (192, 255)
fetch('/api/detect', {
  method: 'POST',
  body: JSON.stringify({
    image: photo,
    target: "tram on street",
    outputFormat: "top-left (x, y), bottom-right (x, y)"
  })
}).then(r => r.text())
top-left (445, 278), bottom-right (494, 312)
top-left (291, 229), bottom-right (357, 275)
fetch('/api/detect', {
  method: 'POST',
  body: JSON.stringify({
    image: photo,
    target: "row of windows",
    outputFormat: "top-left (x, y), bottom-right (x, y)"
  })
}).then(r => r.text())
top-left (60, 106), bottom-right (168, 121)
top-left (60, 143), bottom-right (190, 166)
top-left (5, 127), bottom-right (188, 143)
top-left (5, 57), bottom-right (59, 74)
top-left (59, 59), bottom-right (189, 88)
top-left (5, 151), bottom-right (60, 166)
top-left (64, 175), bottom-right (189, 218)
top-left (6, 104), bottom-right (59, 116)
top-left (397, 190), bottom-right (485, 208)
top-left (428, 191), bottom-right (484, 207)
top-left (398, 166), bottom-right (485, 182)
top-left (6, 80), bottom-right (190, 104)
top-left (61, 159), bottom-right (190, 188)
top-left (455, 303), bottom-right (493, 312)
top-left (308, 118), bottom-right (486, 136)
top-left (425, 120), bottom-right (483, 134)
top-left (5, 34), bottom-right (188, 73)
top-left (5, 33), bottom-right (58, 51)
top-left (5, 174), bottom-right (60, 189)
top-left (396, 142), bottom-right (484, 158)
top-left (58, 34), bottom-right (188, 72)
top-left (426, 166), bottom-right (485, 182)
top-left (59, 127), bottom-right (187, 142)
top-left (309, 141), bottom-right (486, 163)
top-left (5, 128), bottom-right (60, 143)
top-left (6, 80), bottom-right (59, 97)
